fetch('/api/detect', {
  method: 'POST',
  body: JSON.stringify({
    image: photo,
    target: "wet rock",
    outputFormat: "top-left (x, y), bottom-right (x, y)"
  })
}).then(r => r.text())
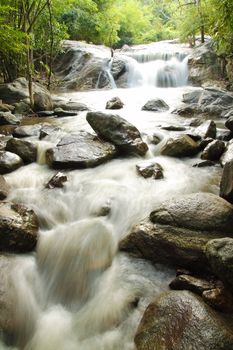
top-left (45, 172), bottom-right (68, 189)
top-left (221, 141), bottom-right (233, 165)
top-left (136, 162), bottom-right (163, 179)
top-left (0, 112), bottom-right (20, 126)
top-left (6, 138), bottom-right (37, 163)
top-left (33, 90), bottom-right (53, 112)
top-left (151, 133), bottom-right (162, 145)
top-left (222, 109), bottom-right (233, 119)
top-left (13, 100), bottom-right (32, 115)
top-left (225, 117), bottom-right (233, 133)
top-left (169, 274), bottom-right (216, 295)
top-left (46, 132), bottom-right (117, 169)
top-left (135, 290), bottom-right (233, 350)
top-left (192, 160), bottom-right (216, 168)
top-left (220, 160), bottom-right (233, 203)
top-left (0, 176), bottom-right (10, 200)
top-left (106, 97), bottom-right (124, 110)
top-left (161, 135), bottom-right (200, 157)
top-left (86, 111), bottom-right (148, 156)
top-left (0, 202), bottom-right (39, 253)
top-left (142, 98), bottom-right (169, 112)
top-left (202, 286), bottom-right (233, 313)
top-left (111, 57), bottom-right (127, 80)
top-left (188, 118), bottom-right (203, 127)
top-left (39, 124), bottom-right (61, 139)
top-left (172, 104), bottom-right (200, 117)
top-left (120, 194), bottom-right (233, 271)
top-left (196, 120), bottom-right (216, 139)
top-left (53, 100), bottom-right (89, 111)
top-left (53, 107), bottom-right (77, 117)
top-left (206, 238), bottom-right (233, 291)
top-left (199, 137), bottom-right (214, 150)
top-left (150, 193), bottom-right (233, 233)
top-left (0, 151), bottom-right (23, 174)
top-left (182, 89), bottom-right (203, 104)
top-left (201, 140), bottom-right (225, 161)
top-left (161, 125), bottom-right (186, 131)
top-left (216, 129), bottom-right (233, 141)
top-left (36, 110), bottom-right (54, 117)
top-left (13, 125), bottom-right (41, 138)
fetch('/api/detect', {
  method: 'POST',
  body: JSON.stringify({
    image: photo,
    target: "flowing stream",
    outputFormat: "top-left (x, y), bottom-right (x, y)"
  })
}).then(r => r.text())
top-left (0, 43), bottom-right (222, 350)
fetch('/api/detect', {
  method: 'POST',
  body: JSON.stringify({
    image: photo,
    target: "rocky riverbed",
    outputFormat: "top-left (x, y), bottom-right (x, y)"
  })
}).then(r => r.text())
top-left (0, 40), bottom-right (233, 350)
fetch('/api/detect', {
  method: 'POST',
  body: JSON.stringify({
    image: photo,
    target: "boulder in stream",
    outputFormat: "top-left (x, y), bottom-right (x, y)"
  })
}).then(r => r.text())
top-left (6, 138), bottom-right (37, 163)
top-left (136, 161), bottom-right (163, 179)
top-left (120, 193), bottom-right (233, 272)
top-left (13, 124), bottom-right (41, 138)
top-left (0, 151), bottom-right (23, 174)
top-left (0, 175), bottom-right (10, 200)
top-left (0, 202), bottom-right (39, 253)
top-left (46, 132), bottom-right (117, 169)
top-left (0, 112), bottom-right (20, 126)
top-left (106, 96), bottom-right (124, 110)
top-left (142, 98), bottom-right (169, 112)
top-left (196, 120), bottom-right (216, 139)
top-left (45, 172), bottom-right (68, 189)
top-left (86, 111), bottom-right (148, 156)
top-left (201, 140), bottom-right (225, 161)
top-left (135, 290), bottom-right (233, 350)
top-left (221, 141), bottom-right (233, 165)
top-left (161, 135), bottom-right (200, 157)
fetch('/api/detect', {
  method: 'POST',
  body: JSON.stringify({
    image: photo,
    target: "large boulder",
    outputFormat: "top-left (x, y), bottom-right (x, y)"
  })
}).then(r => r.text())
top-left (135, 290), bottom-right (233, 350)
top-left (13, 124), bottom-right (41, 138)
top-left (86, 112), bottom-right (148, 156)
top-left (46, 132), bottom-right (117, 169)
top-left (141, 98), bottom-right (169, 112)
top-left (6, 138), bottom-right (37, 163)
top-left (161, 135), bottom-right (200, 157)
top-left (195, 120), bottom-right (216, 139)
top-left (0, 202), bottom-right (39, 253)
top-left (0, 151), bottom-right (23, 174)
top-left (0, 78), bottom-right (53, 111)
top-left (206, 238), bottom-right (233, 291)
top-left (221, 141), bottom-right (233, 165)
top-left (120, 193), bottom-right (233, 271)
top-left (220, 160), bottom-right (233, 203)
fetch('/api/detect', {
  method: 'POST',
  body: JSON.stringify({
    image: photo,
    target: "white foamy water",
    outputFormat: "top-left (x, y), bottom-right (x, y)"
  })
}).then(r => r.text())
top-left (0, 43), bottom-right (222, 350)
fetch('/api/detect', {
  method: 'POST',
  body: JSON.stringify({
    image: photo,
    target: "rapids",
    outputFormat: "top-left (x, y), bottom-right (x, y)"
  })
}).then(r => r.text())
top-left (0, 43), bottom-right (222, 350)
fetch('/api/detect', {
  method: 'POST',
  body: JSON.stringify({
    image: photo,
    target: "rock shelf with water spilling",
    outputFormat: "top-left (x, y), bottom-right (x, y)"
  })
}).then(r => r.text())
top-left (0, 40), bottom-right (233, 350)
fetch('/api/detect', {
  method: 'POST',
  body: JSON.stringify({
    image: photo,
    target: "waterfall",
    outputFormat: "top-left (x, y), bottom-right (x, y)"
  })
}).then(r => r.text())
top-left (96, 58), bottom-right (116, 89)
top-left (122, 45), bottom-right (189, 88)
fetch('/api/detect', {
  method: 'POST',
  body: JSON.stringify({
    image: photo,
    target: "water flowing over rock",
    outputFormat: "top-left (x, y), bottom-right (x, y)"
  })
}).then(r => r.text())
top-left (161, 135), bottom-right (200, 157)
top-left (6, 138), bottom-right (37, 163)
top-left (46, 132), bottom-right (117, 169)
top-left (136, 161), bottom-right (163, 179)
top-left (0, 151), bottom-right (23, 174)
top-left (86, 111), bottom-right (148, 156)
top-left (0, 202), bottom-right (39, 253)
top-left (141, 98), bottom-right (169, 112)
top-left (135, 290), bottom-right (233, 350)
top-left (45, 172), bottom-right (68, 189)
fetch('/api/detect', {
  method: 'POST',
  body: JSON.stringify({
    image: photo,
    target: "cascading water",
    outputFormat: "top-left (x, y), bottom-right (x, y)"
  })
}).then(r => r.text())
top-left (122, 44), bottom-right (190, 88)
top-left (0, 41), bottom-right (221, 350)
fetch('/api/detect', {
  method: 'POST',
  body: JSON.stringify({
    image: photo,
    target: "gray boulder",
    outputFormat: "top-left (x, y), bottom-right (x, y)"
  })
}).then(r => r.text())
top-left (142, 98), bottom-right (169, 112)
top-left (120, 193), bottom-right (233, 271)
top-left (135, 290), bottom-right (233, 350)
top-left (53, 107), bottom-right (77, 117)
top-left (220, 160), bottom-right (233, 203)
top-left (0, 202), bottom-right (39, 253)
top-left (86, 111), bottom-right (148, 156)
top-left (221, 141), bottom-right (233, 165)
top-left (106, 97), bottom-right (124, 110)
top-left (161, 135), bottom-right (200, 157)
top-left (0, 112), bottom-right (20, 126)
top-left (53, 100), bottom-right (89, 111)
top-left (0, 151), bottom-right (23, 174)
top-left (225, 117), bottom-right (233, 133)
top-left (206, 238), bottom-right (233, 291)
top-left (201, 140), bottom-right (225, 161)
top-left (6, 138), bottom-right (37, 163)
top-left (13, 124), bottom-right (41, 138)
top-left (46, 132), bottom-right (117, 169)
top-left (39, 124), bottom-right (61, 139)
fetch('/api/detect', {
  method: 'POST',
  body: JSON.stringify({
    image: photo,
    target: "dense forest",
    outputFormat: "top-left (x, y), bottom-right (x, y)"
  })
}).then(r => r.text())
top-left (0, 0), bottom-right (232, 85)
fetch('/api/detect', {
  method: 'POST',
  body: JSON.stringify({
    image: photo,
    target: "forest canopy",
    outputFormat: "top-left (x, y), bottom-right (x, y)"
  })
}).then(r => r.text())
top-left (0, 0), bottom-right (232, 84)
